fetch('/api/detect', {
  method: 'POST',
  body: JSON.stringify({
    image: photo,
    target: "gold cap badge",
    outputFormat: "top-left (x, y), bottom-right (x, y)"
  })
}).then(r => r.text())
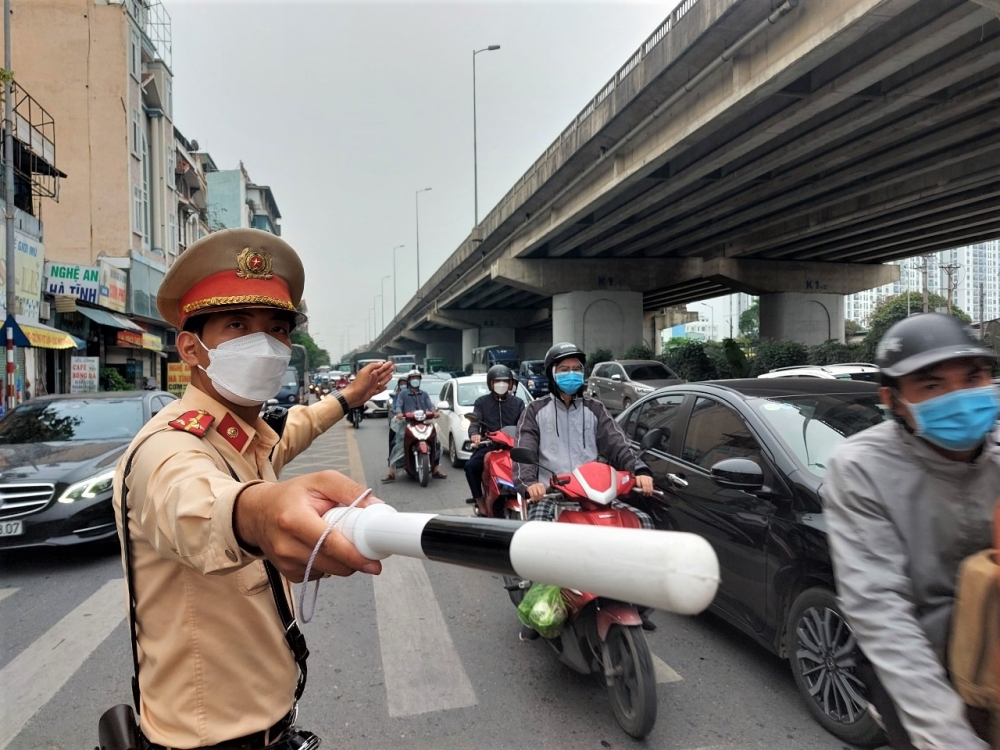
top-left (236, 247), bottom-right (274, 280)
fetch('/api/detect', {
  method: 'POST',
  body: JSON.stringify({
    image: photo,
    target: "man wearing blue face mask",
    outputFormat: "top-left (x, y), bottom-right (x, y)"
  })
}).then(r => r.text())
top-left (824, 313), bottom-right (999, 750)
top-left (513, 342), bottom-right (656, 635)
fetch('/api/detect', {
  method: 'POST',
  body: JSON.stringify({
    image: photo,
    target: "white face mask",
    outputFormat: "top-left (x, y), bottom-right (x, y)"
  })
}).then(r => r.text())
top-left (198, 332), bottom-right (292, 407)
top-left (492, 381), bottom-right (510, 396)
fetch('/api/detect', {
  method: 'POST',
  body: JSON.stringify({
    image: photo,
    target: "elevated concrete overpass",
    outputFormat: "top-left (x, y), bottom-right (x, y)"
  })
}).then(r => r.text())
top-left (375, 0), bottom-right (1000, 367)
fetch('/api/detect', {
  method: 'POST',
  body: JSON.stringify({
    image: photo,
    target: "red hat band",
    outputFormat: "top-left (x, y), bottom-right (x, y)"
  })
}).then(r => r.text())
top-left (179, 270), bottom-right (296, 325)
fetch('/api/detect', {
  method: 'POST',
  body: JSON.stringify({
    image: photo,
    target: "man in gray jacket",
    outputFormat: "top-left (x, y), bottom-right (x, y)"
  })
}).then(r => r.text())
top-left (824, 313), bottom-right (999, 750)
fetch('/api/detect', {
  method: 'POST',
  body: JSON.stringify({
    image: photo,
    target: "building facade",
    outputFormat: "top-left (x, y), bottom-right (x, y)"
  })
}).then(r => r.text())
top-left (206, 162), bottom-right (281, 235)
top-left (845, 241), bottom-right (1000, 326)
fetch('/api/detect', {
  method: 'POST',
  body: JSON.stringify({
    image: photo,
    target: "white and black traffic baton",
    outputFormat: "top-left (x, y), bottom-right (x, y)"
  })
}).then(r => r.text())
top-left (322, 503), bottom-right (720, 615)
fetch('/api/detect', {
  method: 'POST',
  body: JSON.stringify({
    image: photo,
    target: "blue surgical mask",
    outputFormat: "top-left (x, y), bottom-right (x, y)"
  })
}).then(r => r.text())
top-left (554, 372), bottom-right (585, 394)
top-left (900, 385), bottom-right (1000, 451)
top-left (409, 379), bottom-right (421, 389)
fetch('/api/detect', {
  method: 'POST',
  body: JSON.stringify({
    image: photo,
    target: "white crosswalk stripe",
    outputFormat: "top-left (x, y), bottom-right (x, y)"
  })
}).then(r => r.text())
top-left (0, 579), bottom-right (125, 750)
top-left (0, 588), bottom-right (18, 604)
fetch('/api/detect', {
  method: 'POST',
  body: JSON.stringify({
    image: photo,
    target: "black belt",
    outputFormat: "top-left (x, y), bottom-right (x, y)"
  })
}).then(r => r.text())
top-left (141, 707), bottom-right (296, 750)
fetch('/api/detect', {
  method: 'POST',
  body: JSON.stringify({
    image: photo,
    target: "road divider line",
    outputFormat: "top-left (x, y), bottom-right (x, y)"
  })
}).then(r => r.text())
top-left (652, 653), bottom-right (682, 683)
top-left (0, 588), bottom-right (17, 604)
top-left (372, 556), bottom-right (477, 717)
top-left (0, 579), bottom-right (125, 749)
top-left (343, 422), bottom-right (367, 485)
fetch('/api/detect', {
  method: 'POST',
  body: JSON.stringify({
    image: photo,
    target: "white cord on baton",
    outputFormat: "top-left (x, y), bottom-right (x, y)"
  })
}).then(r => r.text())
top-left (298, 488), bottom-right (372, 623)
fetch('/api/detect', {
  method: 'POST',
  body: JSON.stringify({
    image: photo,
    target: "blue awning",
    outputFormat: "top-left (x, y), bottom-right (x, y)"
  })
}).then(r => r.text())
top-left (76, 307), bottom-right (144, 332)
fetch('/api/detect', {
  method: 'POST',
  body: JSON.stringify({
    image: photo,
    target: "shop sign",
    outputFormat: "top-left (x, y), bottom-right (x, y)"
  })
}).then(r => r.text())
top-left (98, 260), bottom-right (128, 313)
top-left (70, 356), bottom-right (100, 394)
top-left (44, 262), bottom-right (100, 304)
top-left (116, 330), bottom-right (143, 348)
top-left (142, 332), bottom-right (163, 351)
top-left (0, 230), bottom-right (45, 321)
top-left (167, 362), bottom-right (191, 397)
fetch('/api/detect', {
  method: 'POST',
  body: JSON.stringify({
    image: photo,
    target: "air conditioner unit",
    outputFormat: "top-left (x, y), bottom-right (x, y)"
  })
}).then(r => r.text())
top-left (39, 301), bottom-right (51, 320)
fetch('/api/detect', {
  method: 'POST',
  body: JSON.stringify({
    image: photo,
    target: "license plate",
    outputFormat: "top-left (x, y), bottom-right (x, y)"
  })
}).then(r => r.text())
top-left (0, 520), bottom-right (24, 537)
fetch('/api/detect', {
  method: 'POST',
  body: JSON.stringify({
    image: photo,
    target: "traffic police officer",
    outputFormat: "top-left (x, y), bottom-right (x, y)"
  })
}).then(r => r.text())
top-left (113, 228), bottom-right (394, 749)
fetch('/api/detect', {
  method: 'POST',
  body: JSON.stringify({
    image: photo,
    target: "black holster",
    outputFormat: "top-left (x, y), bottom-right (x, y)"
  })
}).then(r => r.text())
top-left (96, 704), bottom-right (140, 750)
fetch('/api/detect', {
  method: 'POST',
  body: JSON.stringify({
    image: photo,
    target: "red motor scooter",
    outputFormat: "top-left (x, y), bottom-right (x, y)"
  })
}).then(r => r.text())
top-left (507, 429), bottom-right (665, 740)
top-left (465, 416), bottom-right (520, 521)
top-left (401, 410), bottom-right (440, 487)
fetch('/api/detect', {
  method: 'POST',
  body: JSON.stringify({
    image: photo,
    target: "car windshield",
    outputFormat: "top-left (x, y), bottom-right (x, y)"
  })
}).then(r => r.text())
top-left (523, 361), bottom-right (544, 376)
top-left (0, 398), bottom-right (146, 443)
top-left (456, 381), bottom-right (531, 406)
top-left (624, 363), bottom-right (675, 381)
top-left (752, 392), bottom-right (888, 478)
top-left (284, 369), bottom-right (298, 387)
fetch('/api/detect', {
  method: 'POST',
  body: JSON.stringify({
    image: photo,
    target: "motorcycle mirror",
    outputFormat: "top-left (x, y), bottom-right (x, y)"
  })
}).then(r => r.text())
top-left (638, 428), bottom-right (664, 454)
top-left (509, 447), bottom-right (538, 465)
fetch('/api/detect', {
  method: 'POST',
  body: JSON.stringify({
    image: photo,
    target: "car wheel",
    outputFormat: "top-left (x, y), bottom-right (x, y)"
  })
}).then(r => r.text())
top-left (449, 436), bottom-right (464, 469)
top-left (786, 587), bottom-right (884, 747)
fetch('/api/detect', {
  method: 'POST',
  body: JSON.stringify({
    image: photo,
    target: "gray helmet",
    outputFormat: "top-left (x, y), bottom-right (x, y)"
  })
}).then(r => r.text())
top-left (876, 313), bottom-right (996, 378)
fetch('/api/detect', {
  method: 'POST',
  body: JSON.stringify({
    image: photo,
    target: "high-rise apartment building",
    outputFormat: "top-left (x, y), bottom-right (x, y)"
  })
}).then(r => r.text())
top-left (845, 241), bottom-right (1000, 326)
top-left (206, 162), bottom-right (282, 235)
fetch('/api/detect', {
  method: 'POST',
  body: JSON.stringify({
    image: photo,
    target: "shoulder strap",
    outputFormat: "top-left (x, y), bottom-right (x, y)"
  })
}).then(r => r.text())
top-left (119, 430), bottom-right (309, 714)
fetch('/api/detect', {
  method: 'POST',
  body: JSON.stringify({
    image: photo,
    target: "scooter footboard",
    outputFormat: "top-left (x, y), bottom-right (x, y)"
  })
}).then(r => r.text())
top-left (595, 602), bottom-right (643, 641)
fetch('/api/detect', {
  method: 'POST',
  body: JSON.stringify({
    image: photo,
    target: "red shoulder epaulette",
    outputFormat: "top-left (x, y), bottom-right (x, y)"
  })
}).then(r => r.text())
top-left (167, 410), bottom-right (216, 437)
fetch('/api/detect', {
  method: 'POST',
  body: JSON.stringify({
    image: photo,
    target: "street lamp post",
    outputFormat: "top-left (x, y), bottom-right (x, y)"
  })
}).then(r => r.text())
top-left (380, 276), bottom-right (390, 334)
top-left (391, 244), bottom-right (404, 318)
top-left (699, 302), bottom-right (715, 342)
top-left (473, 44), bottom-right (500, 226)
top-left (374, 296), bottom-right (381, 337)
top-left (415, 188), bottom-right (432, 295)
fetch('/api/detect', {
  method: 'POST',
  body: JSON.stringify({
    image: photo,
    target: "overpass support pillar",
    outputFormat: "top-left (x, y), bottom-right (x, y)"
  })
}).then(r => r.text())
top-left (425, 340), bottom-right (462, 369)
top-left (759, 293), bottom-right (845, 346)
top-left (461, 327), bottom-right (515, 370)
top-left (552, 291), bottom-right (643, 357)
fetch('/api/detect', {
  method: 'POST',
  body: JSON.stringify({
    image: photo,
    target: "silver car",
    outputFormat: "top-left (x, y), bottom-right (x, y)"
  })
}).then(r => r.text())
top-left (587, 359), bottom-right (683, 414)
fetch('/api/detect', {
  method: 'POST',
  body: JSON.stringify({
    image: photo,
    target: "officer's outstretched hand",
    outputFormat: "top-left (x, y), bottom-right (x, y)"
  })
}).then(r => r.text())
top-left (234, 471), bottom-right (384, 582)
top-left (344, 360), bottom-right (395, 408)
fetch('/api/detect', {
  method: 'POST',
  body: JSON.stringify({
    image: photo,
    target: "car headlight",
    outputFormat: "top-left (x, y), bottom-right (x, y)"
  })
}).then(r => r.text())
top-left (527, 379), bottom-right (535, 388)
top-left (58, 469), bottom-right (116, 503)
top-left (460, 416), bottom-right (471, 432)
top-left (634, 385), bottom-right (653, 394)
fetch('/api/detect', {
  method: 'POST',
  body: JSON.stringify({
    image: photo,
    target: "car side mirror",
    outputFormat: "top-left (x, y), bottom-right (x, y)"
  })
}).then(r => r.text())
top-left (510, 447), bottom-right (538, 465)
top-left (710, 458), bottom-right (764, 491)
top-left (435, 400), bottom-right (451, 411)
top-left (267, 398), bottom-right (279, 406)
top-left (638, 428), bottom-right (664, 454)
top-left (464, 412), bottom-right (478, 423)
top-left (611, 373), bottom-right (622, 382)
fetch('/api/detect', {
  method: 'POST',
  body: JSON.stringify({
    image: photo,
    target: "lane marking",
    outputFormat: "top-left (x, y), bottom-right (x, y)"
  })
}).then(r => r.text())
top-left (343, 422), bottom-right (368, 484)
top-left (0, 588), bottom-right (17, 604)
top-left (0, 579), bottom-right (125, 749)
top-left (653, 653), bottom-right (683, 683)
top-left (372, 556), bottom-right (477, 717)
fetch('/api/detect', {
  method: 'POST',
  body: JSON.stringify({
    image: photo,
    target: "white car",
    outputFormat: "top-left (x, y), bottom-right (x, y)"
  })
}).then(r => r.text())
top-left (758, 363), bottom-right (879, 382)
top-left (365, 387), bottom-right (393, 417)
top-left (433, 374), bottom-right (533, 467)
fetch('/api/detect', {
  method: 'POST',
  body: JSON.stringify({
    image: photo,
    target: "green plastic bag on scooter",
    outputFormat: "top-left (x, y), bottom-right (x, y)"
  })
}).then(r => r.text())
top-left (517, 583), bottom-right (568, 639)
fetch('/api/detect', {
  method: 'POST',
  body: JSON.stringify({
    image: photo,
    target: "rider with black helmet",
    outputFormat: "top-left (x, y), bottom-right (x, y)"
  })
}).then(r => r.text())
top-left (824, 313), bottom-right (999, 749)
top-left (513, 342), bottom-right (658, 636)
top-left (464, 364), bottom-right (526, 504)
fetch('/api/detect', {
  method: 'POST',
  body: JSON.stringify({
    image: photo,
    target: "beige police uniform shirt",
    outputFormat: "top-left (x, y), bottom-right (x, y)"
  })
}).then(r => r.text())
top-left (112, 385), bottom-right (346, 748)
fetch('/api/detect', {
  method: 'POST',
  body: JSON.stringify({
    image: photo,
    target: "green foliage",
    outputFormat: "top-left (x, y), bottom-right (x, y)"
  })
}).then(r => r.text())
top-left (844, 319), bottom-right (864, 338)
top-left (750, 339), bottom-right (808, 376)
top-left (739, 300), bottom-right (760, 343)
top-left (705, 339), bottom-right (751, 379)
top-left (861, 292), bottom-right (970, 361)
top-left (291, 329), bottom-right (330, 369)
top-left (807, 340), bottom-right (868, 366)
top-left (586, 348), bottom-right (614, 376)
top-left (100, 367), bottom-right (135, 391)
top-left (658, 340), bottom-right (718, 382)
top-left (622, 344), bottom-right (654, 360)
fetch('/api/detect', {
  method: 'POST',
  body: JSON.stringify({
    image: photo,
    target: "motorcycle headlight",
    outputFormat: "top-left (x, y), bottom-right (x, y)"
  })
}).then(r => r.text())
top-left (460, 416), bottom-right (471, 432)
top-left (58, 469), bottom-right (116, 504)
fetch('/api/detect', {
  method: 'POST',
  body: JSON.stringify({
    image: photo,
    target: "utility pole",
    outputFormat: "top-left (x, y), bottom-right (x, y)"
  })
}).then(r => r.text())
top-left (940, 263), bottom-right (961, 315)
top-left (920, 253), bottom-right (931, 313)
top-left (979, 281), bottom-right (985, 340)
top-left (4, 0), bottom-right (16, 414)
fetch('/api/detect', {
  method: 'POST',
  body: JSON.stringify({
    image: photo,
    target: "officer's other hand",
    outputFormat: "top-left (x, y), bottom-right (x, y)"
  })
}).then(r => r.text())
top-left (635, 474), bottom-right (654, 496)
top-left (345, 361), bottom-right (395, 408)
top-left (235, 471), bottom-right (384, 582)
top-left (526, 483), bottom-right (547, 502)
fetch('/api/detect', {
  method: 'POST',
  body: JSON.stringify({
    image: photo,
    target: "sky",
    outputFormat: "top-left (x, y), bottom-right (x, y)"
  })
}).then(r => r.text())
top-left (168, 0), bottom-right (678, 360)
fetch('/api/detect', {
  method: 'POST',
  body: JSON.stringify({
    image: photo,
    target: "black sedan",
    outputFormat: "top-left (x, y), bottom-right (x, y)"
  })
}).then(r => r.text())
top-left (618, 378), bottom-right (888, 746)
top-left (0, 390), bottom-right (176, 550)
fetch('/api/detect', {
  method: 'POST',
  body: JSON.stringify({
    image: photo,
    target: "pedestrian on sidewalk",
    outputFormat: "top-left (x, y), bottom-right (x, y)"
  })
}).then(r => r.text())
top-left (112, 228), bottom-right (394, 749)
top-left (824, 313), bottom-right (999, 750)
